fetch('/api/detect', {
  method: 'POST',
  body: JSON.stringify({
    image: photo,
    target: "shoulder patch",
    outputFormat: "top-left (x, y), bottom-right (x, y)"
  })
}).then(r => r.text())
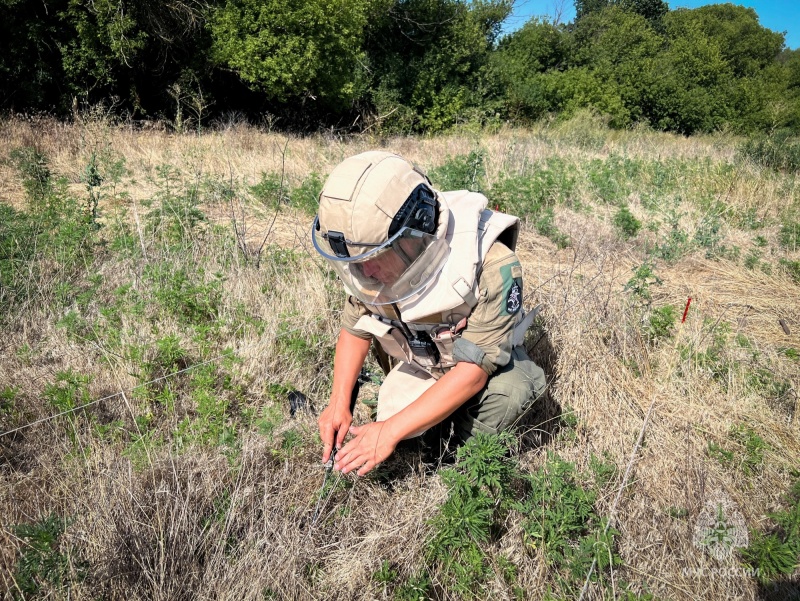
top-left (499, 261), bottom-right (523, 316)
top-left (506, 278), bottom-right (522, 314)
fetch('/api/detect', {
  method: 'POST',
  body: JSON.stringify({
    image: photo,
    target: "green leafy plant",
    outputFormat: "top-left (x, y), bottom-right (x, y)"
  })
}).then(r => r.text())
top-left (694, 213), bottom-right (725, 257)
top-left (742, 479), bottom-right (800, 583)
top-left (588, 156), bottom-right (631, 204)
top-left (429, 150), bottom-right (487, 192)
top-left (0, 385), bottom-right (19, 416)
top-left (624, 263), bottom-right (661, 303)
top-left (289, 172), bottom-right (323, 215)
top-left (730, 425), bottom-right (768, 477)
top-left (145, 265), bottom-right (223, 326)
top-left (652, 205), bottom-right (690, 262)
top-left (372, 559), bottom-right (399, 588)
top-left (613, 205), bottom-right (641, 239)
top-left (707, 424), bottom-right (768, 477)
top-left (779, 258), bottom-right (800, 283)
top-left (2, 149), bottom-right (98, 317)
top-left (646, 305), bottom-right (676, 342)
top-left (515, 453), bottom-right (621, 592)
top-left (393, 572), bottom-right (432, 601)
top-left (9, 147), bottom-right (53, 207)
top-left (427, 432), bottom-right (519, 598)
top-left (145, 165), bottom-right (207, 246)
top-left (250, 171), bottom-right (289, 207)
top-left (13, 514), bottom-right (85, 598)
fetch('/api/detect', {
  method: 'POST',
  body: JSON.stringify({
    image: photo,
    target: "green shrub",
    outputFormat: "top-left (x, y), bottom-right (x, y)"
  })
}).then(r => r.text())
top-left (2, 149), bottom-right (98, 317)
top-left (613, 205), bottom-right (641, 239)
top-left (730, 425), bottom-right (768, 476)
top-left (694, 213), bottom-right (724, 257)
top-left (145, 265), bottom-right (223, 326)
top-left (708, 424), bottom-right (768, 477)
top-left (427, 432), bottom-right (518, 598)
top-left (13, 514), bottom-right (85, 598)
top-left (44, 370), bottom-right (92, 413)
top-left (429, 150), bottom-right (487, 192)
top-left (250, 172), bottom-right (289, 207)
top-left (489, 157), bottom-right (576, 216)
top-left (652, 206), bottom-right (690, 262)
top-left (588, 156), bottom-right (631, 204)
top-left (9, 147), bottom-right (53, 207)
top-left (624, 263), bottom-right (662, 303)
top-left (533, 207), bottom-right (571, 248)
top-left (739, 131), bottom-right (800, 173)
top-left (647, 305), bottom-right (676, 342)
top-left (145, 165), bottom-right (206, 245)
top-left (515, 453), bottom-right (620, 590)
top-left (289, 172), bottom-right (323, 215)
top-left (393, 572), bottom-right (432, 601)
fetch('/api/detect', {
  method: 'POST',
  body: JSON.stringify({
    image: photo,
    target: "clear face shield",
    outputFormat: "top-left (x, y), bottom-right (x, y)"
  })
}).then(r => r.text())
top-left (311, 216), bottom-right (449, 306)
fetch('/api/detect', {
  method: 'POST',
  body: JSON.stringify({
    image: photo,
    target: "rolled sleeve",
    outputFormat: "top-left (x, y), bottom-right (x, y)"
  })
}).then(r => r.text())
top-left (341, 295), bottom-right (374, 340)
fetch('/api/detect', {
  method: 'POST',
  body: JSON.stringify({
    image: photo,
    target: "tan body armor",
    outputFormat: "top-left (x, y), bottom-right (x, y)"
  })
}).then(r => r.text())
top-left (351, 190), bottom-right (521, 378)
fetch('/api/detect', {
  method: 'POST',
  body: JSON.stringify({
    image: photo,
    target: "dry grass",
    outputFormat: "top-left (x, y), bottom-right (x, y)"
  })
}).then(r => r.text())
top-left (1, 115), bottom-right (799, 600)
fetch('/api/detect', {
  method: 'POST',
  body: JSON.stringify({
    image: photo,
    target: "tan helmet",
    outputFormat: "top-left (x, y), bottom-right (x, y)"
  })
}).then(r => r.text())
top-left (311, 151), bottom-right (450, 305)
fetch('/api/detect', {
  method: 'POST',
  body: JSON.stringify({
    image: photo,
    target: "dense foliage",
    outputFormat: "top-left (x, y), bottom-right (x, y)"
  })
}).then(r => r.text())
top-left (0, 0), bottom-right (797, 133)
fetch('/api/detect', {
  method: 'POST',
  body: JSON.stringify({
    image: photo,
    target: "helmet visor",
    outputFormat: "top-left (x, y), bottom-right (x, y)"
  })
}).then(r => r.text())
top-left (312, 216), bottom-right (448, 305)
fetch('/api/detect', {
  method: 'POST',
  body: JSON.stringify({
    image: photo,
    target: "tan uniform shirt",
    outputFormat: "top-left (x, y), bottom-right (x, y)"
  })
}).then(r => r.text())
top-left (341, 242), bottom-right (524, 376)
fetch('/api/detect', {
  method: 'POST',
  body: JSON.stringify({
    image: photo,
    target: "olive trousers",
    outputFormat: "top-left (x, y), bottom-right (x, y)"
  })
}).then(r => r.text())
top-left (375, 346), bottom-right (546, 441)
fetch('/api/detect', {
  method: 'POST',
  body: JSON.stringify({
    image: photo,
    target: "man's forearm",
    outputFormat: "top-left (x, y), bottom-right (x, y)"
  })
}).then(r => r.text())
top-left (330, 329), bottom-right (371, 408)
top-left (383, 361), bottom-right (488, 441)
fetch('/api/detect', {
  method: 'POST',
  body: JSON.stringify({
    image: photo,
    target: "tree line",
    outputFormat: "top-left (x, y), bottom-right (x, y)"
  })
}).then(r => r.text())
top-left (1, 0), bottom-right (798, 134)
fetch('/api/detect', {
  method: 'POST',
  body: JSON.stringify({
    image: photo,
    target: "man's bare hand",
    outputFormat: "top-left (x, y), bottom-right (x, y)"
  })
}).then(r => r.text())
top-left (334, 422), bottom-right (398, 476)
top-left (318, 402), bottom-right (353, 463)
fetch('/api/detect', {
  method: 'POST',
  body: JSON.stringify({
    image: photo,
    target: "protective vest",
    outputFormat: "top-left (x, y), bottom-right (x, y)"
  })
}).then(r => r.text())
top-left (352, 190), bottom-right (528, 378)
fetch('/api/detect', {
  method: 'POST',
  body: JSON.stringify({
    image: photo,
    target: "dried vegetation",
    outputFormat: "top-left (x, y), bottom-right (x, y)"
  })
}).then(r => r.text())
top-left (0, 113), bottom-right (798, 600)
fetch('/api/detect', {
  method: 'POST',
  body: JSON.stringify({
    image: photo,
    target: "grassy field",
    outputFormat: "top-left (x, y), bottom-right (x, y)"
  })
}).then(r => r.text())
top-left (0, 112), bottom-right (798, 600)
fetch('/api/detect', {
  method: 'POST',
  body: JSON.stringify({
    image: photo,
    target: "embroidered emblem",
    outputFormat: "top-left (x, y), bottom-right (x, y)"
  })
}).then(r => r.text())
top-left (506, 279), bottom-right (521, 314)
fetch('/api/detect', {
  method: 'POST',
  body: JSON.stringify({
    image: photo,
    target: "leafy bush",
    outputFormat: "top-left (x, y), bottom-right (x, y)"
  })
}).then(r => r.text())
top-left (1, 149), bottom-right (98, 317)
top-left (646, 305), bottom-right (676, 342)
top-left (9, 147), bottom-right (52, 207)
top-left (707, 424), bottom-right (768, 477)
top-left (588, 156), bottom-right (633, 204)
top-left (429, 150), bottom-right (487, 192)
top-left (250, 172), bottom-right (289, 206)
top-left (779, 258), bottom-right (800, 283)
top-left (739, 131), bottom-right (800, 173)
top-left (651, 206), bottom-right (690, 262)
top-left (427, 432), bottom-right (519, 597)
top-left (515, 453), bottom-right (620, 589)
top-left (624, 263), bottom-right (662, 303)
top-left (13, 514), bottom-right (85, 598)
top-left (693, 213), bottom-right (724, 257)
top-left (488, 159), bottom-right (574, 247)
top-left (144, 265), bottom-right (223, 326)
top-left (145, 165), bottom-right (206, 246)
top-left (489, 157), bottom-right (576, 216)
top-left (428, 433), bottom-right (620, 598)
top-left (613, 205), bottom-right (642, 239)
top-left (289, 172), bottom-right (323, 215)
